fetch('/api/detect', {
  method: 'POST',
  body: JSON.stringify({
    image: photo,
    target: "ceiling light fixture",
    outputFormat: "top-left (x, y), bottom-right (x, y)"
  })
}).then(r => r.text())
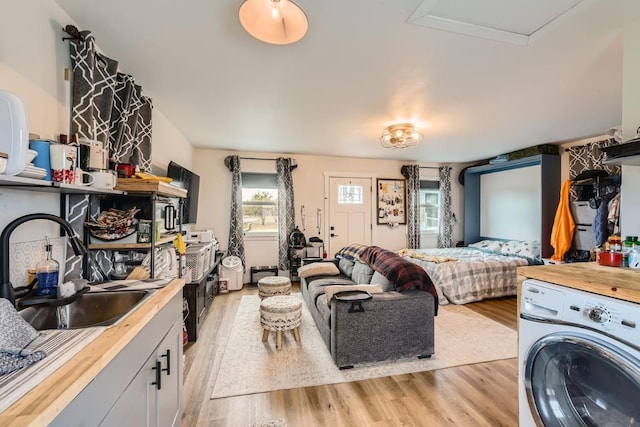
top-left (239, 0), bottom-right (308, 45)
top-left (380, 123), bottom-right (423, 149)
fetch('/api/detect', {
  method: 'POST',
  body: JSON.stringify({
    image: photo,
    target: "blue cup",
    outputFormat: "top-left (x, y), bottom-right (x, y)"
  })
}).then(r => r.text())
top-left (29, 139), bottom-right (52, 181)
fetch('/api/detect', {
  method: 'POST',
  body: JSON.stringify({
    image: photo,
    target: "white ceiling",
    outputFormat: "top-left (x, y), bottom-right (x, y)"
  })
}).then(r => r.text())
top-left (54, 0), bottom-right (624, 163)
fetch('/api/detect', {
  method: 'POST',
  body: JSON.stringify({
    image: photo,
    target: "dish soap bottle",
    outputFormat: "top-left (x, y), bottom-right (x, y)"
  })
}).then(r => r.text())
top-left (36, 238), bottom-right (59, 296)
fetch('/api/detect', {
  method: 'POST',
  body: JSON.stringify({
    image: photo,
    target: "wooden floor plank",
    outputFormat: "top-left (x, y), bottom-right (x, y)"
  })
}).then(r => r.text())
top-left (181, 288), bottom-right (519, 427)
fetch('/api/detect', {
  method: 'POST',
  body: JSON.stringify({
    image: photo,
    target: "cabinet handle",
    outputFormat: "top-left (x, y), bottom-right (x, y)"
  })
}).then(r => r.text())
top-left (152, 360), bottom-right (162, 390)
top-left (161, 349), bottom-right (171, 376)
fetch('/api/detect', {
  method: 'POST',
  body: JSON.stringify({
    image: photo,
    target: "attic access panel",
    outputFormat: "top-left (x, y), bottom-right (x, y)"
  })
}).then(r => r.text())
top-left (408, 0), bottom-right (585, 45)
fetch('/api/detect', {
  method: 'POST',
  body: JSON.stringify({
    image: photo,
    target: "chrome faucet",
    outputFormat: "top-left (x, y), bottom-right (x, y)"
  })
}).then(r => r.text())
top-left (0, 213), bottom-right (87, 306)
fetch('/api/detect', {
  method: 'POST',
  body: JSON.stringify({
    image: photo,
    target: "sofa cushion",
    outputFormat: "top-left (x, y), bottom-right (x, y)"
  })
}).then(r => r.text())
top-left (370, 271), bottom-right (394, 292)
top-left (351, 261), bottom-right (375, 284)
top-left (335, 243), bottom-right (369, 262)
top-left (298, 262), bottom-right (340, 279)
top-left (338, 258), bottom-right (355, 277)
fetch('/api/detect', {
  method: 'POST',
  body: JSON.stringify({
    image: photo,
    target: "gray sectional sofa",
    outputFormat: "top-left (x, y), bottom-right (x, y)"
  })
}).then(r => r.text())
top-left (299, 248), bottom-right (437, 369)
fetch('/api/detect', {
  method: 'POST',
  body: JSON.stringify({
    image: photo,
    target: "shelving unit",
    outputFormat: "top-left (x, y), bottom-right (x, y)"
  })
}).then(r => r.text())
top-left (90, 178), bottom-right (187, 278)
top-left (183, 250), bottom-right (223, 342)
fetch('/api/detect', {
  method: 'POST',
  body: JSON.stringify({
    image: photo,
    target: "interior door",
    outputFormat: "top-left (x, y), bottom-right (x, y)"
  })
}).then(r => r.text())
top-left (328, 177), bottom-right (372, 257)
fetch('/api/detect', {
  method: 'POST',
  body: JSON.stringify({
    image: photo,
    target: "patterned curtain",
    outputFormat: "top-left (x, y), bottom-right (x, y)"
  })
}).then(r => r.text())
top-left (277, 158), bottom-right (295, 270)
top-left (568, 138), bottom-right (621, 201)
top-left (69, 30), bottom-right (118, 145)
top-left (225, 156), bottom-right (245, 268)
top-left (437, 166), bottom-right (453, 248)
top-left (109, 76), bottom-right (145, 165)
top-left (68, 31), bottom-right (120, 280)
top-left (401, 164), bottom-right (420, 249)
top-left (67, 30), bottom-right (153, 279)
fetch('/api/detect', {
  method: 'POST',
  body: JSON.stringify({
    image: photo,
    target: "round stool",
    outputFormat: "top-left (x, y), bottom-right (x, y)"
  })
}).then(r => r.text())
top-left (257, 276), bottom-right (292, 300)
top-left (260, 295), bottom-right (302, 350)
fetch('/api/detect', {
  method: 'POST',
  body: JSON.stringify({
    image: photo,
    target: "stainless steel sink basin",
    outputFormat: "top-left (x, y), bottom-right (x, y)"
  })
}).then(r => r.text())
top-left (19, 290), bottom-right (150, 330)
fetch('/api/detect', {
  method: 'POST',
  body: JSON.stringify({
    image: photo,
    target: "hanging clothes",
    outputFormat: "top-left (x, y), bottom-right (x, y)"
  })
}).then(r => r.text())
top-left (593, 192), bottom-right (618, 247)
top-left (550, 180), bottom-right (576, 261)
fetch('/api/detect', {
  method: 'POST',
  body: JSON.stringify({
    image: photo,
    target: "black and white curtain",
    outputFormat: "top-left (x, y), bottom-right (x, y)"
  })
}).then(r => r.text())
top-left (437, 166), bottom-right (453, 248)
top-left (568, 138), bottom-right (621, 201)
top-left (67, 30), bottom-right (153, 280)
top-left (401, 164), bottom-right (421, 249)
top-left (225, 156), bottom-right (245, 268)
top-left (69, 30), bottom-right (152, 170)
top-left (276, 158), bottom-right (295, 270)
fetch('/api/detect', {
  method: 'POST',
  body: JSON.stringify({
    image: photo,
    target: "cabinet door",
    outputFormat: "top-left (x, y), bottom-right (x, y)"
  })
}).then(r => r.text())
top-left (155, 321), bottom-right (184, 427)
top-left (101, 352), bottom-right (156, 427)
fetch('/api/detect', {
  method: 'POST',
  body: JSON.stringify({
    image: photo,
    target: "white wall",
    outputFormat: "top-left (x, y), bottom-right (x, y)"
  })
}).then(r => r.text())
top-left (621, 0), bottom-right (640, 237)
top-left (193, 148), bottom-right (465, 282)
top-left (0, 0), bottom-right (193, 241)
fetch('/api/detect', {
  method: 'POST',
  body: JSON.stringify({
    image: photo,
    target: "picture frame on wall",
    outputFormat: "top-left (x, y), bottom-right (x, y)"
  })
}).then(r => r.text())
top-left (376, 178), bottom-right (407, 225)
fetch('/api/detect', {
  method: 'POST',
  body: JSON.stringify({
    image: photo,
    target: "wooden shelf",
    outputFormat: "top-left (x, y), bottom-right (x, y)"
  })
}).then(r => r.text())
top-left (88, 234), bottom-right (176, 250)
top-left (114, 179), bottom-right (187, 198)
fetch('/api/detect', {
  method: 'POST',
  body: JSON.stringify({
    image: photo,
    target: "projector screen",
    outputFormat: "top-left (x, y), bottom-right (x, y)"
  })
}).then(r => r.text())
top-left (480, 165), bottom-right (541, 241)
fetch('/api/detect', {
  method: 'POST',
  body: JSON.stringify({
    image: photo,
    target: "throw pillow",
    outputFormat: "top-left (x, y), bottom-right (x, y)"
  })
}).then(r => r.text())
top-left (351, 261), bottom-right (374, 284)
top-left (338, 258), bottom-right (355, 277)
top-left (370, 271), bottom-right (394, 292)
top-left (335, 243), bottom-right (369, 262)
top-left (297, 262), bottom-right (340, 279)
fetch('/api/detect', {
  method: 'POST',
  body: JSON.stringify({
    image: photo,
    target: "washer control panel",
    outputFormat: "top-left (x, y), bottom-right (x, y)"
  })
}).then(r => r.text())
top-left (587, 306), bottom-right (611, 324)
top-left (522, 280), bottom-right (639, 346)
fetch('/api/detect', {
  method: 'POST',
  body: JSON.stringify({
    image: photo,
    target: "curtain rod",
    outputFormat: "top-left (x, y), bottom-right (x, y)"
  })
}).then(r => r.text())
top-left (419, 166), bottom-right (440, 170)
top-left (239, 157), bottom-right (279, 161)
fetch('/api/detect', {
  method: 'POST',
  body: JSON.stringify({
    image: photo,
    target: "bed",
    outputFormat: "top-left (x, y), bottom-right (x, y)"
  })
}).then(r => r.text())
top-left (399, 240), bottom-right (542, 305)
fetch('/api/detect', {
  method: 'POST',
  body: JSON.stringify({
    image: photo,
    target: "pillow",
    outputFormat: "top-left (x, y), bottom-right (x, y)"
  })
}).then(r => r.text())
top-left (370, 271), bottom-right (394, 292)
top-left (500, 240), bottom-right (541, 260)
top-left (351, 261), bottom-right (375, 284)
top-left (335, 243), bottom-right (369, 262)
top-left (297, 262), bottom-right (340, 279)
top-left (468, 239), bottom-right (505, 253)
top-left (338, 258), bottom-right (355, 277)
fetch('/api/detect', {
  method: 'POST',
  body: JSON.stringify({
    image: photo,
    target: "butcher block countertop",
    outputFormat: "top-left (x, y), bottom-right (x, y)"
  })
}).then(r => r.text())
top-left (0, 278), bottom-right (185, 427)
top-left (518, 262), bottom-right (640, 303)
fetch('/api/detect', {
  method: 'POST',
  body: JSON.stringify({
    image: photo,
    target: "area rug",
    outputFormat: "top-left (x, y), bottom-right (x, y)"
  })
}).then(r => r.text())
top-left (211, 294), bottom-right (516, 399)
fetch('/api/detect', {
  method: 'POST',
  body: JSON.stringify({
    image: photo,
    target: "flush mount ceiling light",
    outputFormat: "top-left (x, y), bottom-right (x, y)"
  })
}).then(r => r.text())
top-left (239, 0), bottom-right (308, 45)
top-left (380, 123), bottom-right (423, 149)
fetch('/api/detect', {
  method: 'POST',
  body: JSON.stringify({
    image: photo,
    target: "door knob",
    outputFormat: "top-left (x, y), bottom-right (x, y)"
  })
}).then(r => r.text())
top-left (330, 233), bottom-right (339, 237)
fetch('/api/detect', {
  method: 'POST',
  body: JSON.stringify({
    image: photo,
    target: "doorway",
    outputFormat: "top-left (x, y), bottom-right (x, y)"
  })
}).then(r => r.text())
top-left (327, 176), bottom-right (373, 257)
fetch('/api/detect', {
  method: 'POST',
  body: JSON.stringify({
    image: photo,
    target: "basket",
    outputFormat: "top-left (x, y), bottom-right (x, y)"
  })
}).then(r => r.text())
top-left (185, 244), bottom-right (209, 282)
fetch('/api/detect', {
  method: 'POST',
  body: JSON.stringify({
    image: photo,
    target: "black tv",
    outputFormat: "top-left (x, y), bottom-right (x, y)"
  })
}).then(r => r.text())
top-left (167, 161), bottom-right (200, 226)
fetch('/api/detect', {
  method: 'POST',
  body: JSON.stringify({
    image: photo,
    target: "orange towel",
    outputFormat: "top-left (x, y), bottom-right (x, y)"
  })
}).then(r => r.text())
top-left (550, 180), bottom-right (575, 261)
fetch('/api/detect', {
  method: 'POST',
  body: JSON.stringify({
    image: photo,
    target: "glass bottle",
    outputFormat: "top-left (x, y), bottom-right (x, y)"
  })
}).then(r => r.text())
top-left (36, 239), bottom-right (59, 296)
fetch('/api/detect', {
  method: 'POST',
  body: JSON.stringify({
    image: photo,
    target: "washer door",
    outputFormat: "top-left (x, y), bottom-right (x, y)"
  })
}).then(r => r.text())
top-left (524, 332), bottom-right (640, 427)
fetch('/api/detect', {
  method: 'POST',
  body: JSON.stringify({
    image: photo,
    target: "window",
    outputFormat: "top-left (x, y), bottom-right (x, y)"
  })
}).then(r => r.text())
top-left (420, 180), bottom-right (440, 233)
top-left (337, 184), bottom-right (364, 204)
top-left (242, 173), bottom-right (278, 235)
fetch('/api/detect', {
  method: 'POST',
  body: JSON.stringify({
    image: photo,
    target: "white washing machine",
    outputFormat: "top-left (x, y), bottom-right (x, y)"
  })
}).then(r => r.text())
top-left (519, 279), bottom-right (640, 427)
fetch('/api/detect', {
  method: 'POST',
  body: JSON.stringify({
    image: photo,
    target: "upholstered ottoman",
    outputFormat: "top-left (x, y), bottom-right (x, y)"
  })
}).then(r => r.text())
top-left (257, 276), bottom-right (292, 300)
top-left (260, 295), bottom-right (302, 350)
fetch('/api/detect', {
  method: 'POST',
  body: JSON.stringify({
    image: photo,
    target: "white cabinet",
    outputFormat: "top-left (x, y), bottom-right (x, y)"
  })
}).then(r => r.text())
top-left (51, 293), bottom-right (183, 426)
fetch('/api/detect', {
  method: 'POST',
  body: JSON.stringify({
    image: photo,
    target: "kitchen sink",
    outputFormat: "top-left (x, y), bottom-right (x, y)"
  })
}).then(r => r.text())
top-left (19, 290), bottom-right (150, 330)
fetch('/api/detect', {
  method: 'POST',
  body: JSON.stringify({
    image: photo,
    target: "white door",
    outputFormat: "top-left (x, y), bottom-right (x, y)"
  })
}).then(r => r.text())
top-left (328, 177), bottom-right (372, 257)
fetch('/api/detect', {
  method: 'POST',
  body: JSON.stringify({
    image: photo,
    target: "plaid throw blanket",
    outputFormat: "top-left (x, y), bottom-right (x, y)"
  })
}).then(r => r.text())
top-left (362, 246), bottom-right (438, 312)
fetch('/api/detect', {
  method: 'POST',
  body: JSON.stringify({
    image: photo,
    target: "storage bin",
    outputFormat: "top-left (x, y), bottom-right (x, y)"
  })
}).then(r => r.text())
top-left (185, 244), bottom-right (208, 282)
top-left (574, 225), bottom-right (596, 251)
top-left (570, 201), bottom-right (596, 225)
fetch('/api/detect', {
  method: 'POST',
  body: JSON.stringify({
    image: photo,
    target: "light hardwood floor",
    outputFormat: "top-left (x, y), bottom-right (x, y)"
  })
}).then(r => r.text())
top-left (181, 286), bottom-right (519, 427)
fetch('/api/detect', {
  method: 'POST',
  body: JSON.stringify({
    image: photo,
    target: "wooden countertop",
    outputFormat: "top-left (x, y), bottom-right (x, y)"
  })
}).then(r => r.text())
top-left (0, 278), bottom-right (185, 426)
top-left (518, 262), bottom-right (640, 303)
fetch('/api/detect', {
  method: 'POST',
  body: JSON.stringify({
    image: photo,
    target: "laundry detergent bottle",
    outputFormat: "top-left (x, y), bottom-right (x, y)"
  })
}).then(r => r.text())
top-left (36, 238), bottom-right (59, 296)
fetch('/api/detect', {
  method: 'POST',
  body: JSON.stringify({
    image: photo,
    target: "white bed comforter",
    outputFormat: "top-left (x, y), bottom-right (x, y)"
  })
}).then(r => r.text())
top-left (401, 247), bottom-right (530, 305)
